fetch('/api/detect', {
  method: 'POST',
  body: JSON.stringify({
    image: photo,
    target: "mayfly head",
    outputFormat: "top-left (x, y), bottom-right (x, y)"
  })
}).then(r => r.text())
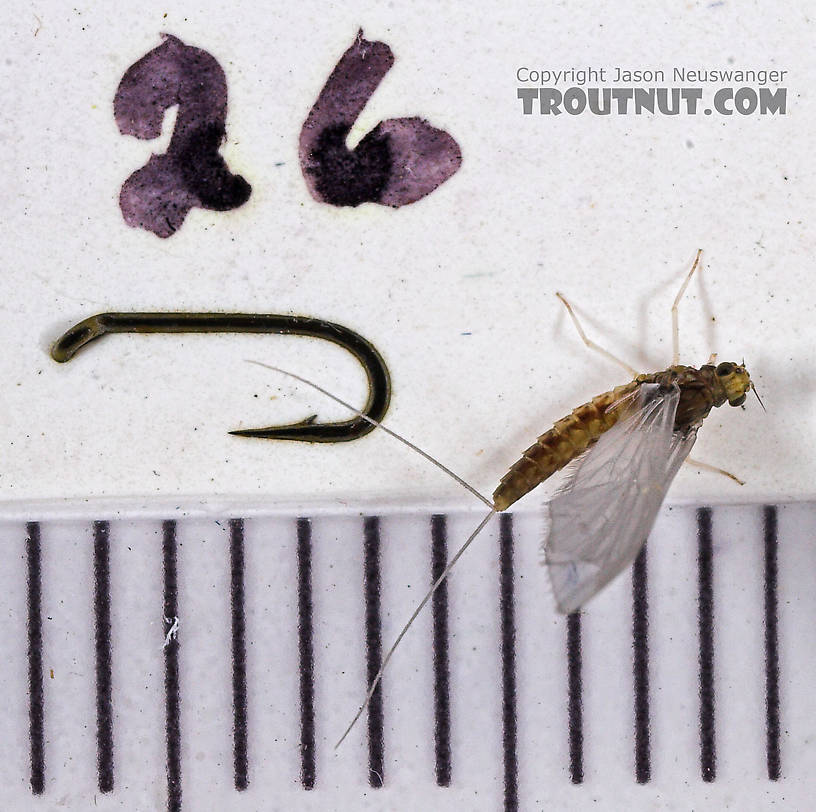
top-left (714, 361), bottom-right (752, 407)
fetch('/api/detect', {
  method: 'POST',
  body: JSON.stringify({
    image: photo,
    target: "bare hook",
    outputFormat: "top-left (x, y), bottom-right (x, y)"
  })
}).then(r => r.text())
top-left (51, 312), bottom-right (391, 442)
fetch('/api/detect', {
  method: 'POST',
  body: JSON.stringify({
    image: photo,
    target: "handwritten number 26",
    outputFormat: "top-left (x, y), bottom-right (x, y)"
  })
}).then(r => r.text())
top-left (114, 32), bottom-right (461, 238)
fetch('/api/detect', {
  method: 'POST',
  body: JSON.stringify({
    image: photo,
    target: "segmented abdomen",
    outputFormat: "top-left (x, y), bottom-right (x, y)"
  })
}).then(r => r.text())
top-left (492, 381), bottom-right (639, 511)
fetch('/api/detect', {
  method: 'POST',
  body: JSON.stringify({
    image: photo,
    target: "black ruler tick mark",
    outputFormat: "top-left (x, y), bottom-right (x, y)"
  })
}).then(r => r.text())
top-left (229, 519), bottom-right (249, 791)
top-left (26, 521), bottom-right (45, 795)
top-left (93, 521), bottom-right (114, 793)
top-left (297, 518), bottom-right (316, 790)
top-left (162, 520), bottom-right (182, 812)
top-left (763, 505), bottom-right (781, 781)
top-left (632, 543), bottom-right (650, 784)
top-left (363, 516), bottom-right (385, 788)
top-left (499, 513), bottom-right (519, 812)
top-left (430, 515), bottom-right (452, 787)
top-left (697, 507), bottom-right (716, 782)
top-left (567, 611), bottom-right (583, 784)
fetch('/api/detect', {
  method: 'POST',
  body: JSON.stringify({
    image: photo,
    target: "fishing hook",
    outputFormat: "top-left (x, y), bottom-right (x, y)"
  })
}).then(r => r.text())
top-left (51, 312), bottom-right (391, 442)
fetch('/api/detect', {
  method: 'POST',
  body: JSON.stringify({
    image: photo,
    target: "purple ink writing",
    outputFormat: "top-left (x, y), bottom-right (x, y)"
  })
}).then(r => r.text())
top-left (300, 30), bottom-right (462, 208)
top-left (114, 34), bottom-right (251, 238)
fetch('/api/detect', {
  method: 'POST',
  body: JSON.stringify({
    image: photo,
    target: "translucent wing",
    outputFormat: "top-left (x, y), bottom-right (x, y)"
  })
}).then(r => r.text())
top-left (543, 383), bottom-right (697, 614)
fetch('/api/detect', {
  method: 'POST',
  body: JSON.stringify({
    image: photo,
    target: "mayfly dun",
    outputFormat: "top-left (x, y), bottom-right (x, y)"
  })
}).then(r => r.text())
top-left (246, 248), bottom-right (760, 747)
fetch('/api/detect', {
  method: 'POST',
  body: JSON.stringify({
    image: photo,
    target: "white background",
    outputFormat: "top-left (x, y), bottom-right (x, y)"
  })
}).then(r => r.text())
top-left (1, 1), bottom-right (811, 512)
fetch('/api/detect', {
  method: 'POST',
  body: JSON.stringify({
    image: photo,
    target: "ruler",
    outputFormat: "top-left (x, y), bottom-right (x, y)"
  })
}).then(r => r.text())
top-left (0, 501), bottom-right (806, 811)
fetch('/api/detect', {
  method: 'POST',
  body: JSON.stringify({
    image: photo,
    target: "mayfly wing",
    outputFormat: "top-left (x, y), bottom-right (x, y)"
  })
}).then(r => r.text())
top-left (544, 382), bottom-right (697, 614)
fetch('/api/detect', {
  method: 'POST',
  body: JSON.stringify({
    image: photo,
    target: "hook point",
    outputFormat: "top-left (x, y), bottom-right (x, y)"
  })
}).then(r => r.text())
top-left (229, 414), bottom-right (323, 441)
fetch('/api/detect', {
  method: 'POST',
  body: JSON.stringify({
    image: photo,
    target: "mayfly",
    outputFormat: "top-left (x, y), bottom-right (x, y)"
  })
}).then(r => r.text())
top-left (247, 248), bottom-right (760, 747)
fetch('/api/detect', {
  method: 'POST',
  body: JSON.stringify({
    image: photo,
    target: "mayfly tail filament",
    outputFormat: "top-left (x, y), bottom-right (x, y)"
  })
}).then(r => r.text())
top-left (334, 508), bottom-right (497, 749)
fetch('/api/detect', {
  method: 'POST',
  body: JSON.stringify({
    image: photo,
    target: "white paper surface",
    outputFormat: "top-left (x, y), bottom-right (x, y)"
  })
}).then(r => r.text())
top-left (0, 1), bottom-right (810, 511)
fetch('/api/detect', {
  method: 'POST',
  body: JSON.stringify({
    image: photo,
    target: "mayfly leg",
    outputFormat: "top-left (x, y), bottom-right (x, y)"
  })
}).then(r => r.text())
top-left (684, 457), bottom-right (745, 486)
top-left (672, 248), bottom-right (703, 365)
top-left (555, 292), bottom-right (638, 377)
top-left (558, 248), bottom-right (704, 372)
top-left (671, 251), bottom-right (746, 486)
top-left (559, 253), bottom-right (745, 487)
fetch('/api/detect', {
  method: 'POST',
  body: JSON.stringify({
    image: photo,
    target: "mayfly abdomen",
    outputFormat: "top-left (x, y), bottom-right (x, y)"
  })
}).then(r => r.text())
top-left (492, 380), bottom-right (639, 511)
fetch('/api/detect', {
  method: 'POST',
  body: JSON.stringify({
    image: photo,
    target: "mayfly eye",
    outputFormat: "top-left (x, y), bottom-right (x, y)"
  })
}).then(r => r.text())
top-left (716, 362), bottom-right (735, 376)
top-left (730, 394), bottom-right (747, 406)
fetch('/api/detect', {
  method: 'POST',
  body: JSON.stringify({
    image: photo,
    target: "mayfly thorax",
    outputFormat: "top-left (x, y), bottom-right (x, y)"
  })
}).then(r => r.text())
top-left (250, 248), bottom-right (759, 747)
